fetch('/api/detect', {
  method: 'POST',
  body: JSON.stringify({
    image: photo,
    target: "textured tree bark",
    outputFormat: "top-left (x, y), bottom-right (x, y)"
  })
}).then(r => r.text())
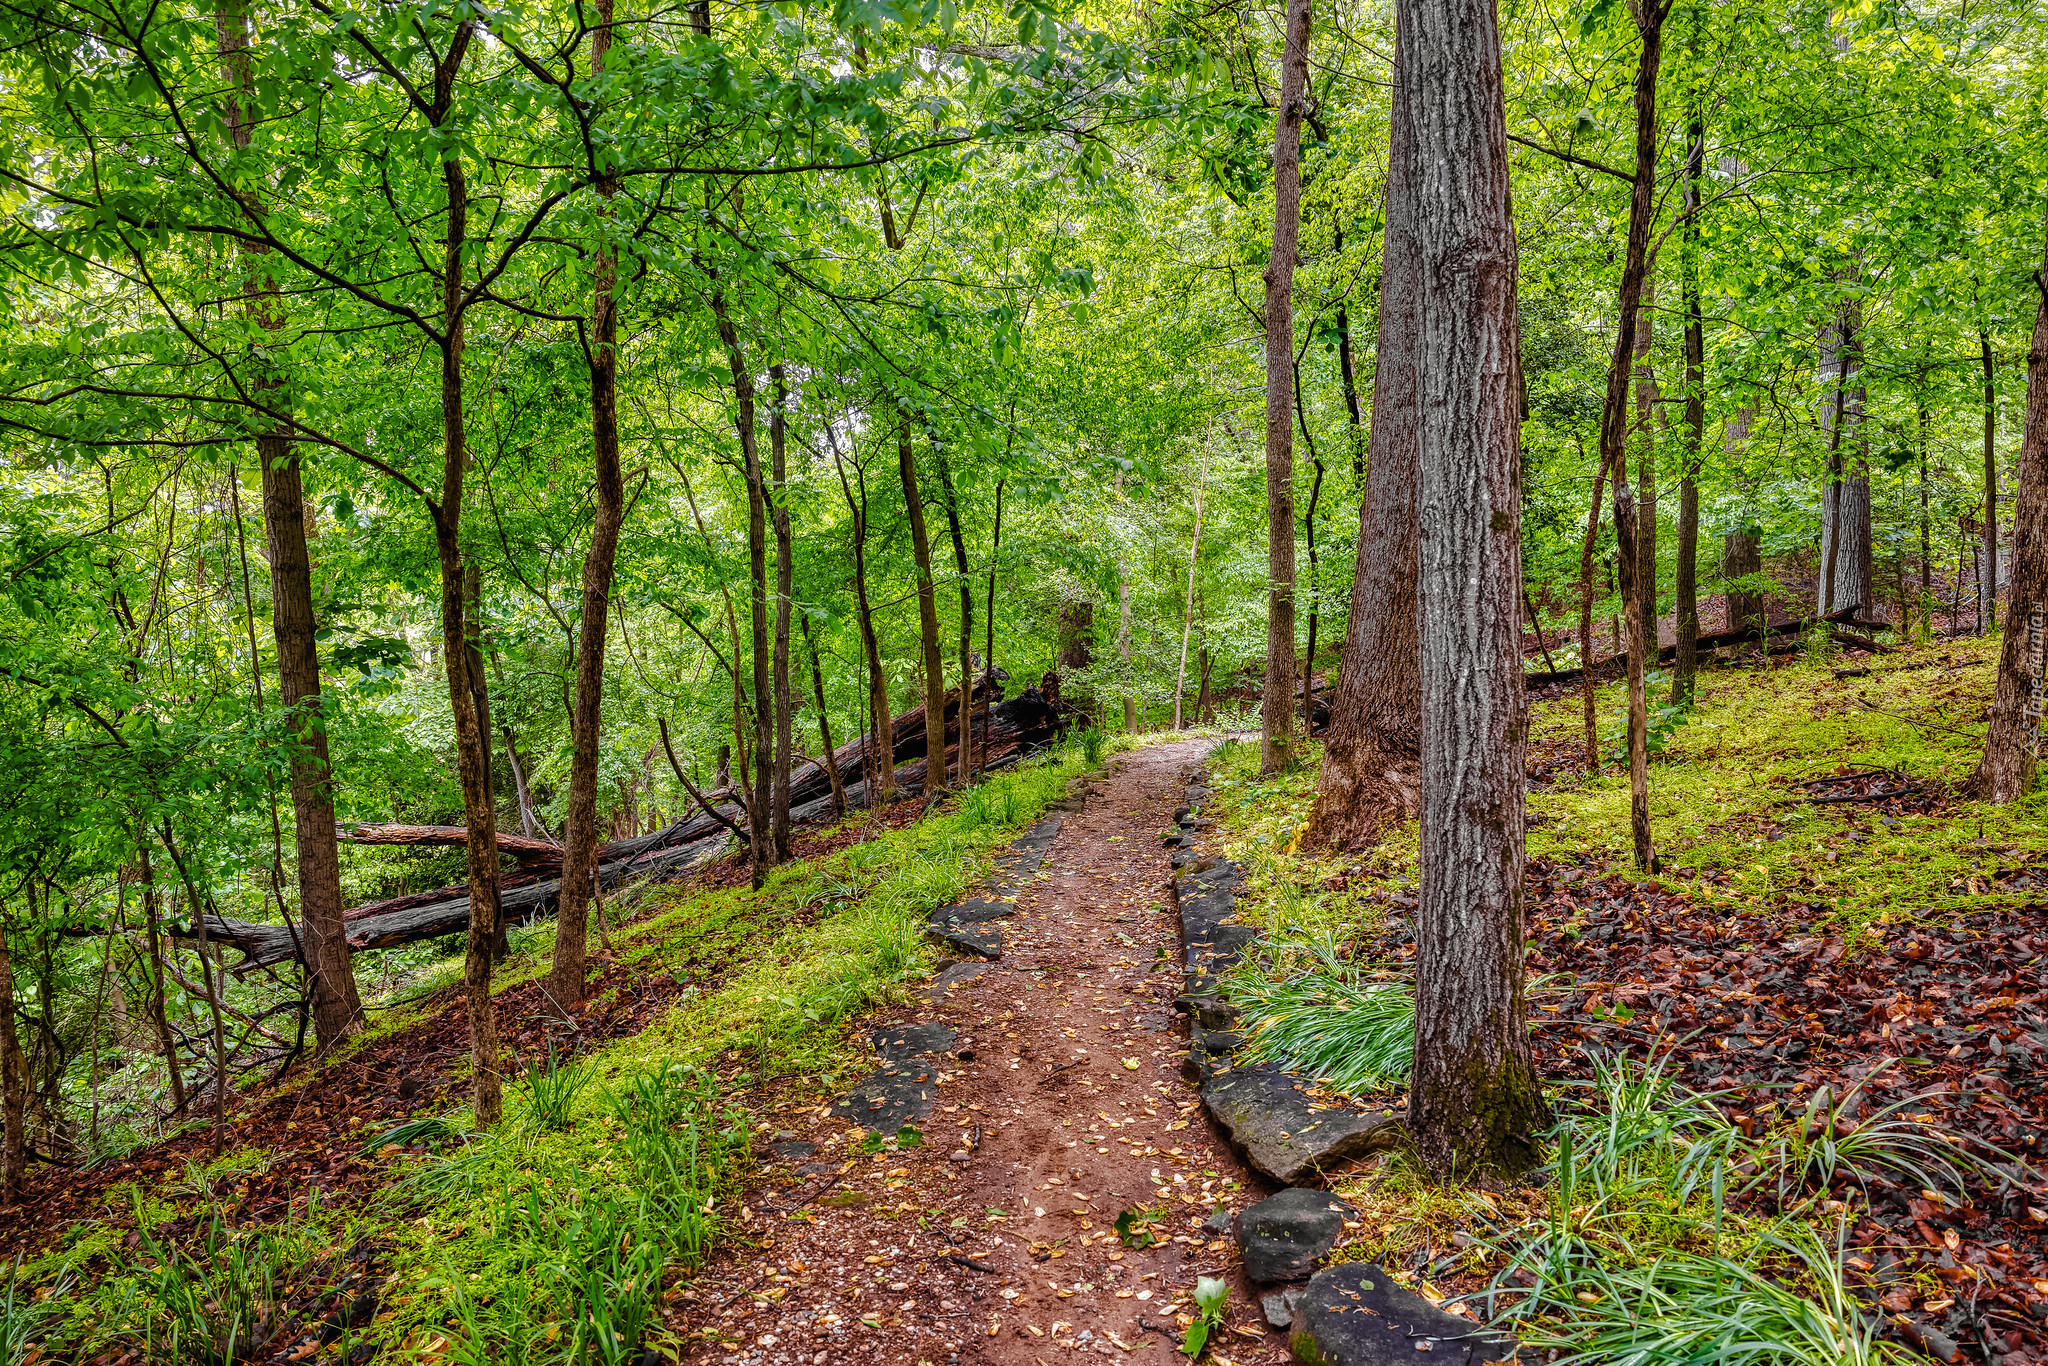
top-left (1818, 297), bottom-right (1874, 618)
top-left (1633, 277), bottom-right (1659, 658)
top-left (1967, 208), bottom-right (2048, 804)
top-left (770, 365), bottom-right (794, 858)
top-left (427, 32), bottom-right (503, 1127)
top-left (1671, 114), bottom-right (1706, 706)
top-left (216, 0), bottom-right (361, 1050)
top-left (898, 414), bottom-right (949, 795)
top-left (1259, 0), bottom-right (1311, 776)
top-left (1307, 28), bottom-right (1421, 851)
top-left (549, 0), bottom-right (626, 1015)
top-left (1400, 0), bottom-right (1547, 1178)
top-left (711, 294), bottom-right (773, 882)
top-left (1595, 0), bottom-right (1668, 874)
top-left (1982, 331), bottom-right (2000, 635)
top-left (1333, 227), bottom-right (1367, 493)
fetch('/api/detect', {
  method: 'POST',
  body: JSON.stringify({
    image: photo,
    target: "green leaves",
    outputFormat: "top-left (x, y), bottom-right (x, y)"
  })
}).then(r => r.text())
top-left (1179, 1276), bottom-right (1230, 1357)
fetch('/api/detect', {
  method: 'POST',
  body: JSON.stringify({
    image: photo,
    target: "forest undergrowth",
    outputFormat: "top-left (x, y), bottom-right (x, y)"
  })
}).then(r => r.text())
top-left (1, 742), bottom-right (1120, 1365)
top-left (1212, 635), bottom-right (2048, 1363)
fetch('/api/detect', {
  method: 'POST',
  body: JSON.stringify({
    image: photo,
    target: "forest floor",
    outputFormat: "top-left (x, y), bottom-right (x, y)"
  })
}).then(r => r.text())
top-left (16, 630), bottom-right (2048, 1366)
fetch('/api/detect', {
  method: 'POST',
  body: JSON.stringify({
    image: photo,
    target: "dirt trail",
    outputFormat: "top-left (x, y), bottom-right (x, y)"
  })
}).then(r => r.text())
top-left (675, 738), bottom-right (1293, 1366)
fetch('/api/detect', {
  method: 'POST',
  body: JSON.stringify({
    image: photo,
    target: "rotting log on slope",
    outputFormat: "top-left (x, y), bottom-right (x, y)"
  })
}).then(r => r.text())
top-left (178, 680), bottom-right (1060, 968)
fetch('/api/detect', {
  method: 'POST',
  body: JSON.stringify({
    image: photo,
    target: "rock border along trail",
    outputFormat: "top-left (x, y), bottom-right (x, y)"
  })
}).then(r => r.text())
top-left (673, 738), bottom-right (1303, 1366)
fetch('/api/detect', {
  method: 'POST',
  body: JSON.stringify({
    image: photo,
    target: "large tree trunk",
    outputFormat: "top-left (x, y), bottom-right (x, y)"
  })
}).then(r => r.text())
top-left (1259, 0), bottom-right (1310, 775)
top-left (1633, 277), bottom-right (1659, 657)
top-left (1967, 207), bottom-right (2048, 804)
top-left (770, 365), bottom-right (794, 857)
top-left (428, 38), bottom-right (503, 1128)
top-left (216, 0), bottom-right (362, 1052)
top-left (1401, 0), bottom-right (1547, 1179)
top-left (1818, 294), bottom-right (1874, 618)
top-left (1307, 28), bottom-right (1421, 851)
top-left (460, 567), bottom-right (504, 958)
top-left (1671, 113), bottom-right (1706, 705)
top-left (549, 3), bottom-right (626, 1015)
top-left (897, 414), bottom-right (949, 796)
top-left (1598, 0), bottom-right (1668, 875)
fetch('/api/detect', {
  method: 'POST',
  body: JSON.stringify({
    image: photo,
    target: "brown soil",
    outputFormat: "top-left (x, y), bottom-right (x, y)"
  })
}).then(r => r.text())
top-left (673, 738), bottom-right (1299, 1366)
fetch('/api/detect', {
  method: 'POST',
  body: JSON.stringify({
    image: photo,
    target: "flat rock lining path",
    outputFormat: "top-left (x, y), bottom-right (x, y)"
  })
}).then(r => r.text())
top-left (672, 738), bottom-right (1305, 1366)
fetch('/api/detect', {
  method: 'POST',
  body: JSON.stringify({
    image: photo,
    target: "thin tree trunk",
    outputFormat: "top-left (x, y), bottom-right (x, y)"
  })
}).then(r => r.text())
top-left (1307, 28), bottom-right (1421, 850)
top-left (1260, 0), bottom-right (1311, 776)
top-left (932, 437), bottom-right (975, 782)
top-left (502, 727), bottom-right (540, 839)
top-left (711, 293), bottom-right (773, 882)
top-left (1671, 113), bottom-right (1706, 705)
top-left (897, 412), bottom-right (949, 796)
top-left (1293, 361), bottom-right (1327, 729)
top-left (1918, 373), bottom-right (1933, 620)
top-left (157, 826), bottom-right (227, 1145)
top-left (216, 0), bottom-right (361, 1051)
top-left (1402, 0), bottom-right (1547, 1178)
top-left (1334, 228), bottom-right (1367, 494)
top-left (137, 848), bottom-right (184, 1111)
top-left (835, 449), bottom-right (895, 807)
top-left (1596, 0), bottom-right (1669, 875)
top-left (1983, 330), bottom-right (2000, 635)
top-left (426, 33), bottom-right (503, 1127)
top-left (1967, 206), bottom-right (2048, 803)
top-left (1174, 446), bottom-right (1211, 732)
top-left (980, 475), bottom-right (1005, 778)
top-left (1578, 448), bottom-right (1608, 772)
top-left (550, 3), bottom-right (628, 1012)
top-left (1634, 276), bottom-right (1660, 659)
top-left (770, 365), bottom-right (794, 856)
top-left (0, 920), bottom-right (25, 1204)
top-left (801, 615), bottom-right (847, 817)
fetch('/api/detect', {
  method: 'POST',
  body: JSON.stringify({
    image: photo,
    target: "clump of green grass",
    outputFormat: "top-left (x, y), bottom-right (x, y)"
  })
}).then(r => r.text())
top-left (1225, 938), bottom-right (1414, 1092)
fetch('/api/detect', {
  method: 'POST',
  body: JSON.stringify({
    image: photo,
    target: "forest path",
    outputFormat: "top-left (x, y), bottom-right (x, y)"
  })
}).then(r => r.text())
top-left (673, 737), bottom-right (1291, 1366)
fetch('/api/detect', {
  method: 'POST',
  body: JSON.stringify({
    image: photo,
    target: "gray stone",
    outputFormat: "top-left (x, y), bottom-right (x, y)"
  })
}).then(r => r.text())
top-left (1204, 1208), bottom-right (1236, 1234)
top-left (927, 921), bottom-right (1001, 959)
top-left (930, 897), bottom-right (1016, 926)
top-left (1196, 1027), bottom-right (1243, 1056)
top-left (1289, 1262), bottom-right (1515, 1365)
top-left (1236, 1188), bottom-right (1354, 1283)
top-left (829, 1023), bottom-right (958, 1132)
top-left (1195, 998), bottom-right (1242, 1030)
top-left (927, 961), bottom-right (989, 1000)
top-left (1201, 1063), bottom-right (1402, 1183)
top-left (1262, 1288), bottom-right (1303, 1330)
top-left (871, 1022), bottom-right (957, 1061)
top-left (766, 1140), bottom-right (819, 1162)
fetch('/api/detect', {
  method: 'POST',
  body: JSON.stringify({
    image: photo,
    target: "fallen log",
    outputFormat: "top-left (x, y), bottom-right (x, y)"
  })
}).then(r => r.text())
top-left (336, 823), bottom-right (563, 869)
top-left (1524, 605), bottom-right (1863, 690)
top-left (177, 675), bottom-right (1062, 967)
